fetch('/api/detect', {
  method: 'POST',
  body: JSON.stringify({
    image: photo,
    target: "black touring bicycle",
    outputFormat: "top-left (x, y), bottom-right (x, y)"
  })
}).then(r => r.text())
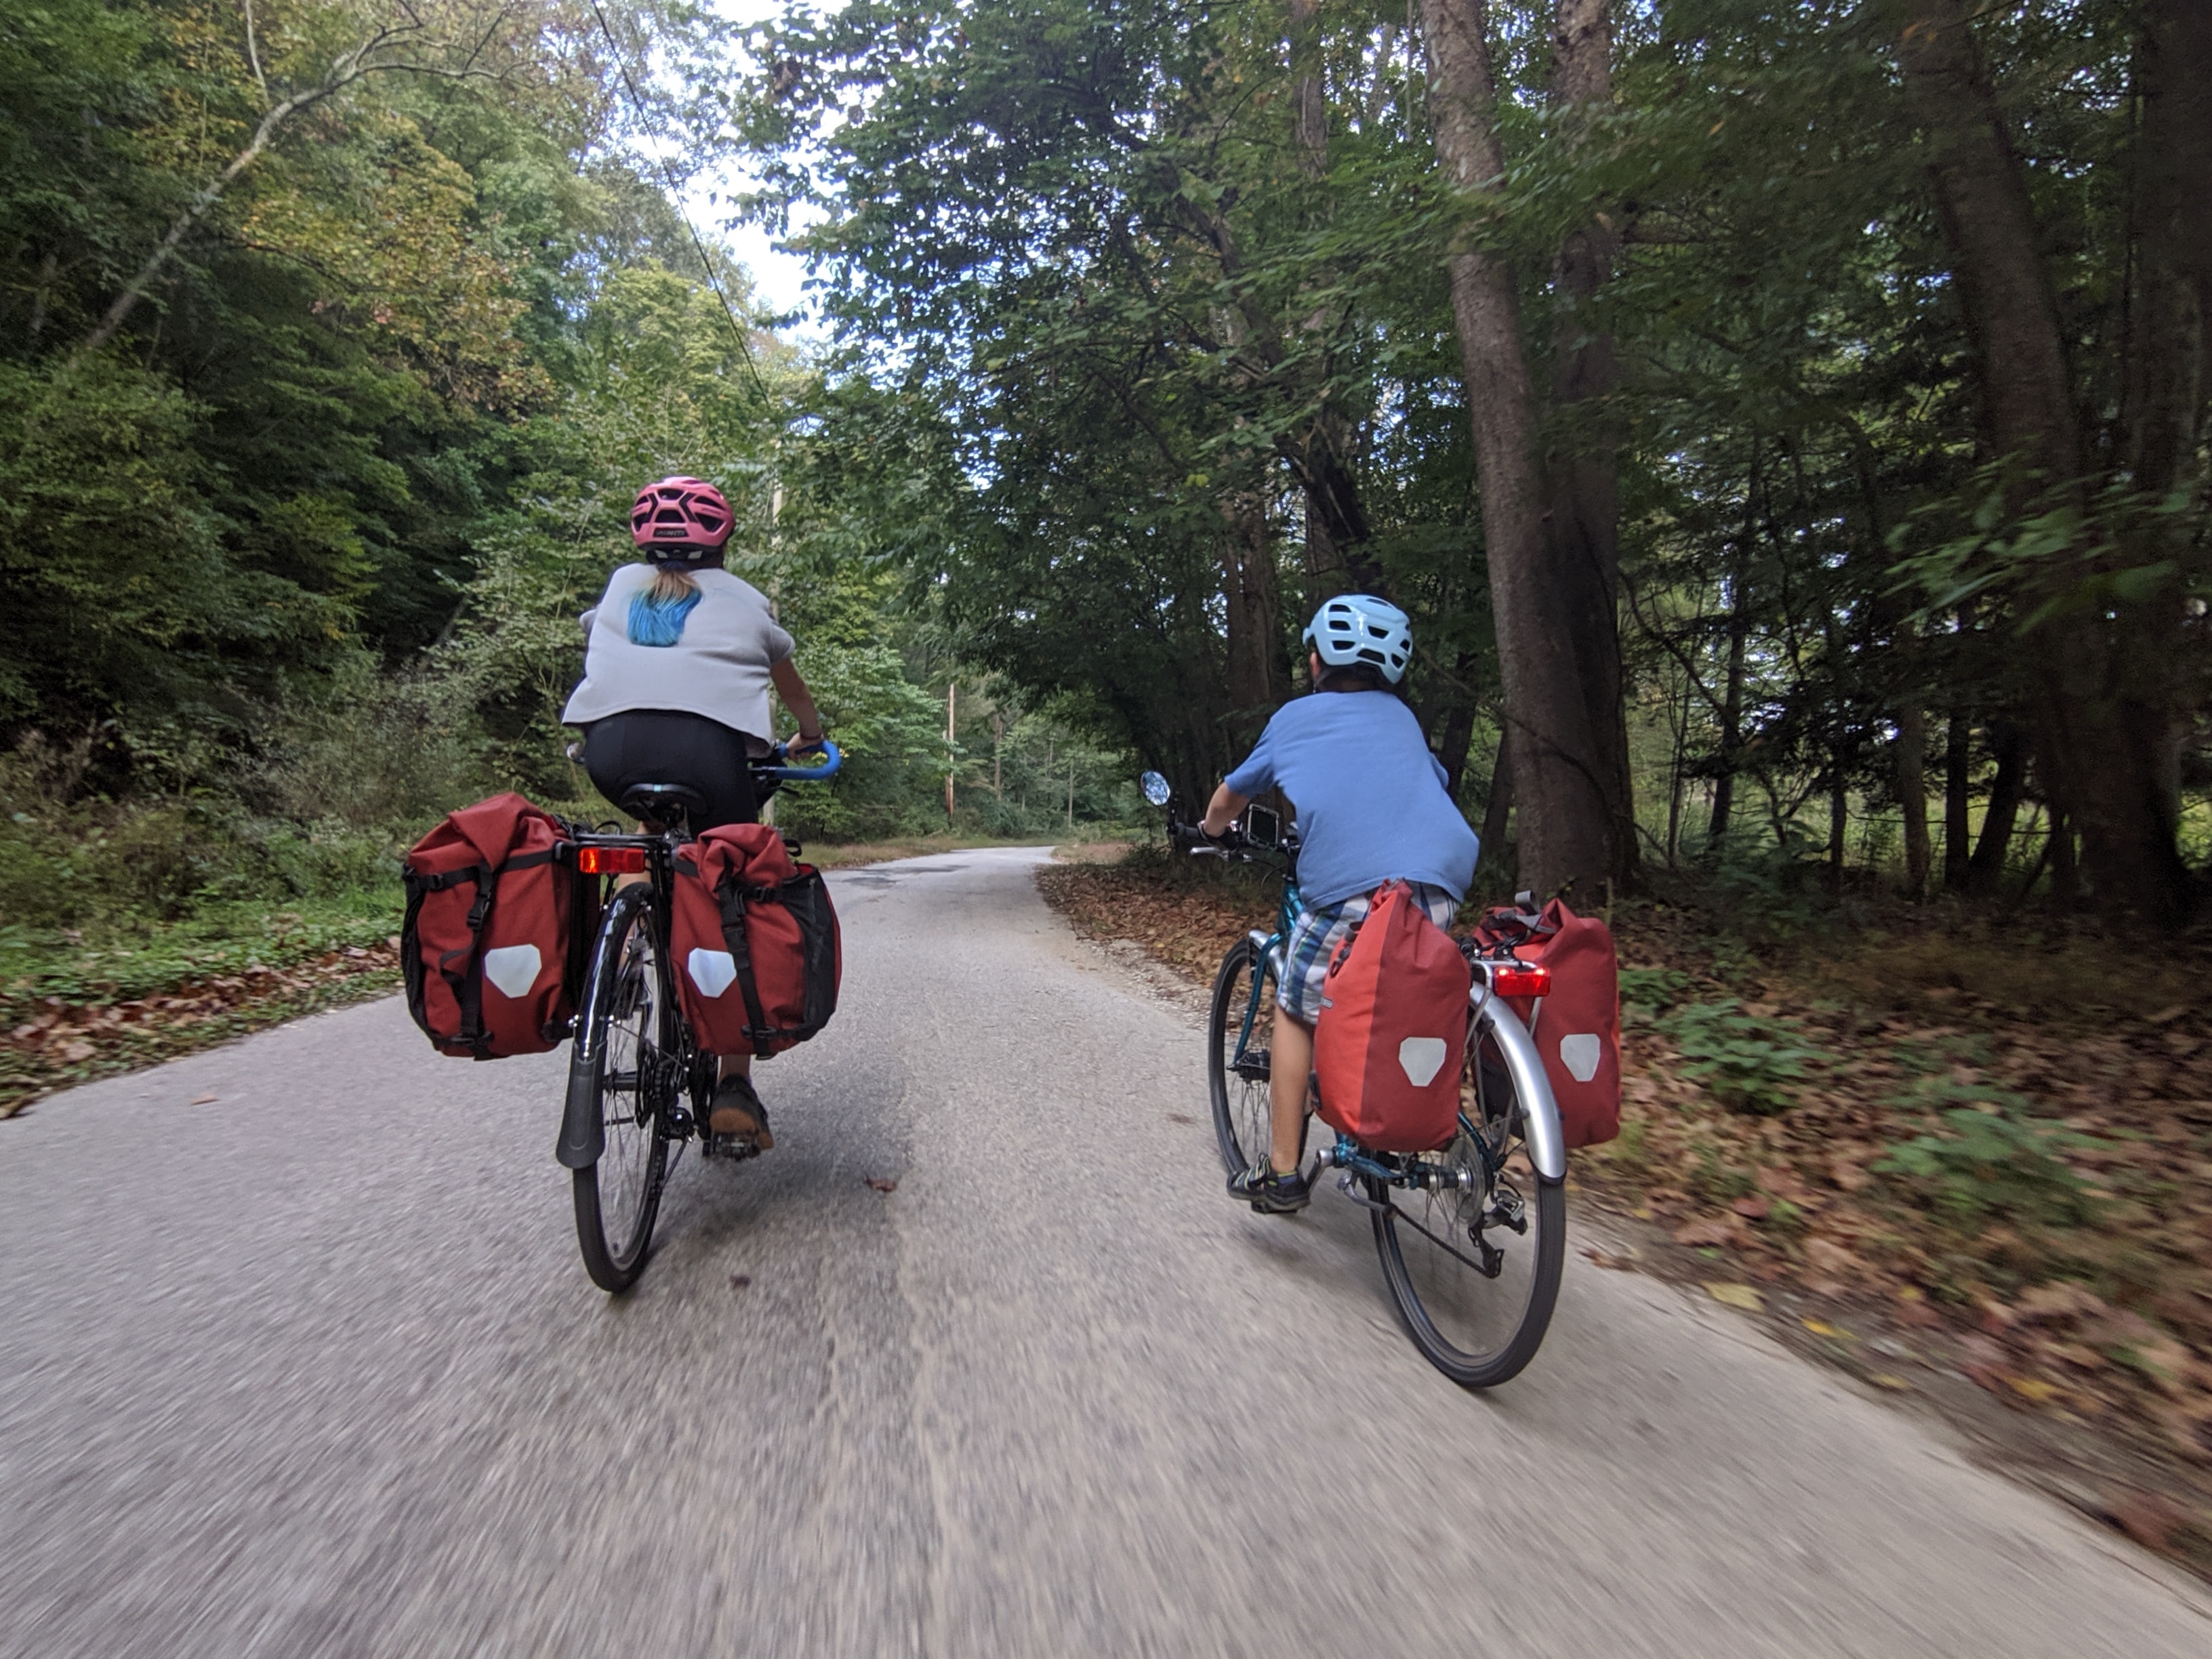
top-left (557, 741), bottom-right (841, 1292)
top-left (1141, 772), bottom-right (1568, 1388)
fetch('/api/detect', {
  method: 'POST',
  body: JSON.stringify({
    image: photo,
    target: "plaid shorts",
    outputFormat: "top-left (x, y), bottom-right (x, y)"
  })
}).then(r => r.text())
top-left (1276, 883), bottom-right (1459, 1025)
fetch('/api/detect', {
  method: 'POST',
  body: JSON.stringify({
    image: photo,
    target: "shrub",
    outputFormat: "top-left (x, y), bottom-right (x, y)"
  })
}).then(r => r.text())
top-left (1658, 998), bottom-right (1820, 1115)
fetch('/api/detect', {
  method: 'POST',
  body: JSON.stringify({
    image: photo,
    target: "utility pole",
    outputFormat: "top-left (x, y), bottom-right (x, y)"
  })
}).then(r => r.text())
top-left (945, 682), bottom-right (957, 825)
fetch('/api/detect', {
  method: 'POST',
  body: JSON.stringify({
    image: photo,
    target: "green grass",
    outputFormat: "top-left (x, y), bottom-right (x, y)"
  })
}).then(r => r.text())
top-left (0, 890), bottom-right (403, 1019)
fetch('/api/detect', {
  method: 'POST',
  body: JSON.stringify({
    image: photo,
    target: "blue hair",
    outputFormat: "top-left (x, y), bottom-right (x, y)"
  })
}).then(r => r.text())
top-left (626, 571), bottom-right (703, 647)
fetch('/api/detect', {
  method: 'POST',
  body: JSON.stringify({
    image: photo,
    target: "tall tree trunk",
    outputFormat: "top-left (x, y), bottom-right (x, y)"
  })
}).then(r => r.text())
top-left (1419, 0), bottom-right (1611, 898)
top-left (1705, 504), bottom-right (1753, 859)
top-left (1966, 720), bottom-right (2026, 897)
top-left (1281, 0), bottom-right (1385, 597)
top-left (1479, 737), bottom-right (1513, 870)
top-left (1827, 766), bottom-right (1848, 893)
top-left (2125, 0), bottom-right (2211, 499)
top-left (1543, 0), bottom-right (1638, 890)
top-left (1943, 708), bottom-right (1972, 890)
top-left (1896, 701), bottom-right (1931, 899)
top-left (1288, 0), bottom-right (1329, 180)
top-left (1435, 651), bottom-right (1481, 798)
top-left (1894, 0), bottom-right (2193, 918)
top-left (1221, 486), bottom-right (1286, 724)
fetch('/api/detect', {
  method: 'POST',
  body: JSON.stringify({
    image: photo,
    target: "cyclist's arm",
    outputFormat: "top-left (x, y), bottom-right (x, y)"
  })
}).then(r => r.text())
top-left (1198, 783), bottom-right (1249, 838)
top-left (769, 658), bottom-right (827, 752)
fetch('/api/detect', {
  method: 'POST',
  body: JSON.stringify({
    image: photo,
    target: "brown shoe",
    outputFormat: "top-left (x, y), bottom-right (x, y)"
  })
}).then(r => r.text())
top-left (707, 1076), bottom-right (773, 1148)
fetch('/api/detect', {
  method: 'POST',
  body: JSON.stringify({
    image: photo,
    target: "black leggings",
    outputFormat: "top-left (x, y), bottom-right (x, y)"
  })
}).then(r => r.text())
top-left (581, 710), bottom-right (759, 830)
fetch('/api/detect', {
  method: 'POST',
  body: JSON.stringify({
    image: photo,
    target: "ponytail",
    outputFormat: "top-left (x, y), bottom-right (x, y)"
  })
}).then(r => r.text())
top-left (626, 567), bottom-right (703, 647)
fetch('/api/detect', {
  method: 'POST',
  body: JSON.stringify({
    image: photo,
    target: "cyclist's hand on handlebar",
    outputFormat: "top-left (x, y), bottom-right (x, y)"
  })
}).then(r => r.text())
top-left (786, 731), bottom-right (827, 758)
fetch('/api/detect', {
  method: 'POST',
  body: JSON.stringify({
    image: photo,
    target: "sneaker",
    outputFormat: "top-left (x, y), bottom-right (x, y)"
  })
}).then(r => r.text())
top-left (708, 1075), bottom-right (773, 1149)
top-left (1228, 1157), bottom-right (1309, 1214)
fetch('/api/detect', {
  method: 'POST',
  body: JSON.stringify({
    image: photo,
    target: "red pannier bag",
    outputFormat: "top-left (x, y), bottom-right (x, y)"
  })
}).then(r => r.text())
top-left (1472, 897), bottom-right (1622, 1148)
top-left (403, 793), bottom-right (592, 1059)
top-left (1313, 881), bottom-right (1475, 1152)
top-left (670, 824), bottom-right (842, 1057)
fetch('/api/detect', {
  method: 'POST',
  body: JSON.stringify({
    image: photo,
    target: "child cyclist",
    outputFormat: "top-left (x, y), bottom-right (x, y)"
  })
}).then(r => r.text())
top-left (1198, 594), bottom-right (1480, 1213)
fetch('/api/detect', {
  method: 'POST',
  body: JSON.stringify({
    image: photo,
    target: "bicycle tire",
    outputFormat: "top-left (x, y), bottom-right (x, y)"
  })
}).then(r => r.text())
top-left (571, 888), bottom-right (674, 1292)
top-left (1369, 1036), bottom-right (1565, 1387)
top-left (1206, 937), bottom-right (1275, 1179)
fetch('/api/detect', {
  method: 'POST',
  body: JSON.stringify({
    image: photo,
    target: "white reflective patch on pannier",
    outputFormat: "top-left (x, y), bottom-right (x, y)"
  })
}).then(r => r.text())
top-left (1559, 1033), bottom-right (1602, 1083)
top-left (481, 944), bottom-right (542, 1000)
top-left (1397, 1036), bottom-right (1448, 1088)
top-left (688, 948), bottom-right (737, 998)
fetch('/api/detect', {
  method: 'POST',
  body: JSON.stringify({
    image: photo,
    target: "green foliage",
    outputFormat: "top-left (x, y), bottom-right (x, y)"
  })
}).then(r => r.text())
top-left (1618, 966), bottom-right (1692, 1013)
top-left (1875, 1105), bottom-right (2097, 1229)
top-left (1658, 999), bottom-right (1821, 1115)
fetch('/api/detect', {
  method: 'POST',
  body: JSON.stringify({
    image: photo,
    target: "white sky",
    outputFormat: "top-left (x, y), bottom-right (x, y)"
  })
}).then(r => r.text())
top-left (691, 0), bottom-right (821, 334)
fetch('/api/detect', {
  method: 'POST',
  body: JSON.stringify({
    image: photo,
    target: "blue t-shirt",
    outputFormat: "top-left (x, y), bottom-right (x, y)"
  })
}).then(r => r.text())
top-left (1224, 691), bottom-right (1481, 909)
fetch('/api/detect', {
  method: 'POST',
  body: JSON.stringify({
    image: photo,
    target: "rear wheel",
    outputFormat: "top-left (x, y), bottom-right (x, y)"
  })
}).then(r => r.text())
top-left (1206, 937), bottom-right (1277, 1179)
top-left (572, 891), bottom-right (674, 1292)
top-left (1370, 1031), bottom-right (1565, 1388)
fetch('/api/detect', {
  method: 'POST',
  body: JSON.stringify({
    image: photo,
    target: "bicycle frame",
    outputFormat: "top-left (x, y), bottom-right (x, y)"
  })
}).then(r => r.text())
top-left (558, 842), bottom-right (697, 1170)
top-left (556, 740), bottom-right (843, 1170)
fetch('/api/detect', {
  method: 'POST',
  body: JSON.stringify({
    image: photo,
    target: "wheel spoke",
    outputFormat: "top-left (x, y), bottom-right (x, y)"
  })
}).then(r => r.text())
top-left (1371, 1027), bottom-right (1564, 1387)
top-left (573, 895), bottom-right (673, 1291)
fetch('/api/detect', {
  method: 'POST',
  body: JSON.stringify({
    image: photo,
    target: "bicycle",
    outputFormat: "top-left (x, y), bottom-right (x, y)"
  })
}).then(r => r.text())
top-left (1139, 771), bottom-right (1568, 1389)
top-left (555, 740), bottom-right (843, 1292)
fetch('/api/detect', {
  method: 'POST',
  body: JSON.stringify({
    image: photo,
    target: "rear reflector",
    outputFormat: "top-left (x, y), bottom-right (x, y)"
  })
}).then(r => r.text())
top-left (577, 846), bottom-right (647, 875)
top-left (1489, 963), bottom-right (1553, 998)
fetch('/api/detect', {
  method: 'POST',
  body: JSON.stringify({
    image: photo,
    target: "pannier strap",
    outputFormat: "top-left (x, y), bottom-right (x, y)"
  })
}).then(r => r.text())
top-left (716, 882), bottom-right (781, 1048)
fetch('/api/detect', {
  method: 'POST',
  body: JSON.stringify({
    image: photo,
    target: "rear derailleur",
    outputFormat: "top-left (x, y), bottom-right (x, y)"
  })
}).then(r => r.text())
top-left (1468, 1180), bottom-right (1527, 1279)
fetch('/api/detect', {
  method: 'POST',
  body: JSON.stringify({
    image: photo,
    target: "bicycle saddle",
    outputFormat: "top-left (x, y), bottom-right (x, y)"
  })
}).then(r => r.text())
top-left (618, 782), bottom-right (708, 834)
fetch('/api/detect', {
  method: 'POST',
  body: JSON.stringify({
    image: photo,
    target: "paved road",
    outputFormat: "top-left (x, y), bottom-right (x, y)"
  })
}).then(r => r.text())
top-left (3, 846), bottom-right (2207, 1657)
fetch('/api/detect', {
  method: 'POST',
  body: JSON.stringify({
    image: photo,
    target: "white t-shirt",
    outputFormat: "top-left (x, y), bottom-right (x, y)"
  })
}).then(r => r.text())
top-left (560, 565), bottom-right (795, 741)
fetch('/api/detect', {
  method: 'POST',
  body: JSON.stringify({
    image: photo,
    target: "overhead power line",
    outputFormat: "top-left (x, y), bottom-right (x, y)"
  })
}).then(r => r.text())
top-left (588, 0), bottom-right (771, 403)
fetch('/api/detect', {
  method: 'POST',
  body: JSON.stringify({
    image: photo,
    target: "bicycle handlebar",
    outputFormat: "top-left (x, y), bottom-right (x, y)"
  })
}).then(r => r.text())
top-left (753, 739), bottom-right (843, 783)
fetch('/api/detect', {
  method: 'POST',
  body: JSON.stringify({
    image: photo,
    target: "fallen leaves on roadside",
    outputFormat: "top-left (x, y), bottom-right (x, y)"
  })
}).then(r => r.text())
top-left (1673, 1217), bottom-right (1737, 1247)
top-left (865, 1176), bottom-right (899, 1193)
top-left (3, 939), bottom-right (402, 1115)
top-left (1706, 1282), bottom-right (1765, 1311)
top-left (188, 1093), bottom-right (219, 1105)
top-left (1584, 1248), bottom-right (1638, 1271)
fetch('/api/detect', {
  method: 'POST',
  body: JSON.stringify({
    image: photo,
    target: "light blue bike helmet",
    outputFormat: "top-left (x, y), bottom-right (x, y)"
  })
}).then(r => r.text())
top-left (1303, 593), bottom-right (1413, 684)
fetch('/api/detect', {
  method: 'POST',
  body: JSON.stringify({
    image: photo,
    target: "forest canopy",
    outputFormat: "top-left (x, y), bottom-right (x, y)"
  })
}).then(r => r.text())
top-left (2, 0), bottom-right (2207, 928)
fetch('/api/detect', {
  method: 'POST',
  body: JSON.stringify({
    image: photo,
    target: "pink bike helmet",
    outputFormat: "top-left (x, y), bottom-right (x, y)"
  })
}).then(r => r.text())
top-left (630, 476), bottom-right (733, 557)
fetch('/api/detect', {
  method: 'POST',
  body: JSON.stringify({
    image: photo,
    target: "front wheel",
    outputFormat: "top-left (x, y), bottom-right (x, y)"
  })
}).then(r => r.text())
top-left (571, 889), bottom-right (674, 1292)
top-left (1207, 937), bottom-right (1277, 1179)
top-left (1370, 1032), bottom-right (1565, 1387)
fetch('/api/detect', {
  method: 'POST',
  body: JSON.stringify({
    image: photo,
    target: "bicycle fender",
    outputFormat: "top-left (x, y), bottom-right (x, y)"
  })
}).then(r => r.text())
top-left (556, 884), bottom-right (651, 1169)
top-left (557, 1064), bottom-right (602, 1170)
top-left (1477, 994), bottom-right (1568, 1181)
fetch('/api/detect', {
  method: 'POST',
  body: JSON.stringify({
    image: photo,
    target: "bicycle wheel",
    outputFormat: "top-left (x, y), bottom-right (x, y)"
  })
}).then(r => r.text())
top-left (1207, 937), bottom-right (1277, 1179)
top-left (1370, 1031), bottom-right (1565, 1388)
top-left (571, 890), bottom-right (674, 1292)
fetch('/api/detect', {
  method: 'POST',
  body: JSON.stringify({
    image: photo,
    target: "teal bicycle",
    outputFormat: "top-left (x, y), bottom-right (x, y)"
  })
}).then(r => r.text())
top-left (1142, 772), bottom-right (1567, 1389)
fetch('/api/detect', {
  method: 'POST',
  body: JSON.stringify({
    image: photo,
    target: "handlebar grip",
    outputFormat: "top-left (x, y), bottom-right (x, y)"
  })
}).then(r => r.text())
top-left (756, 738), bottom-right (843, 782)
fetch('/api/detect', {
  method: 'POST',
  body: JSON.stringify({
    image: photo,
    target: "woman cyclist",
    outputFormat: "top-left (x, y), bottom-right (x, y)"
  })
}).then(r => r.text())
top-left (562, 475), bottom-right (826, 1151)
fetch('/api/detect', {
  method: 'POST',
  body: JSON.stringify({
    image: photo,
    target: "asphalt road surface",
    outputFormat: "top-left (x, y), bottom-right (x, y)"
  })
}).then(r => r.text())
top-left (3, 846), bottom-right (2208, 1658)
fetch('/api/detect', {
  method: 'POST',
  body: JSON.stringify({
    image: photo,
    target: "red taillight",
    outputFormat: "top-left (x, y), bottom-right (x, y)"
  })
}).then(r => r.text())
top-left (1490, 962), bottom-right (1552, 998)
top-left (577, 846), bottom-right (647, 876)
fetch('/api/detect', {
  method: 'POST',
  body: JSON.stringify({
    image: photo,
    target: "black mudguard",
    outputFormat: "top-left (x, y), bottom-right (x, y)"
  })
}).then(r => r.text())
top-left (556, 883), bottom-right (651, 1170)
